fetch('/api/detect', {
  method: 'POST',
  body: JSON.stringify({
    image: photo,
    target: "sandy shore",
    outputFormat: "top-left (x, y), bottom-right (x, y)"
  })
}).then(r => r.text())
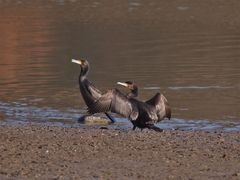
top-left (0, 125), bottom-right (239, 179)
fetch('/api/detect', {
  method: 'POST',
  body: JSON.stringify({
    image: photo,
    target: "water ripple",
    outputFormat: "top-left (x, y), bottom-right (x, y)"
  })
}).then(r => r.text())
top-left (168, 86), bottom-right (234, 90)
top-left (1, 101), bottom-right (240, 132)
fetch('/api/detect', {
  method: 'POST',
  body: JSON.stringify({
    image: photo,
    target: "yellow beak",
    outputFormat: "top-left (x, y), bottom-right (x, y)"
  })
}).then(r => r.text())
top-left (72, 59), bottom-right (83, 65)
top-left (117, 82), bottom-right (128, 87)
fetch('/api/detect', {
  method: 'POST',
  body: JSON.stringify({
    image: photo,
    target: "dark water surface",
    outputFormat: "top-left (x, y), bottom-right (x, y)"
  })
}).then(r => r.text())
top-left (0, 1), bottom-right (239, 131)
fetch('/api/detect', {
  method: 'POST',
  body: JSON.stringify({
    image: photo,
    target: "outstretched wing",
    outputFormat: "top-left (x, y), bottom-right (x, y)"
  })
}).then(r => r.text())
top-left (88, 89), bottom-right (139, 120)
top-left (85, 79), bottom-right (102, 99)
top-left (145, 92), bottom-right (171, 121)
top-left (78, 78), bottom-right (103, 107)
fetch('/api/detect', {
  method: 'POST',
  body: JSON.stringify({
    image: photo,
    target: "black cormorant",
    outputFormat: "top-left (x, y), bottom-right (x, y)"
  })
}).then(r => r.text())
top-left (117, 81), bottom-right (138, 98)
top-left (72, 59), bottom-right (116, 123)
top-left (88, 81), bottom-right (171, 132)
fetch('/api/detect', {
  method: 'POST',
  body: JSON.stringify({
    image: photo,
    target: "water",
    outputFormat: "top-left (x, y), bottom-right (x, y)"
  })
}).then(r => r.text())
top-left (0, 0), bottom-right (239, 131)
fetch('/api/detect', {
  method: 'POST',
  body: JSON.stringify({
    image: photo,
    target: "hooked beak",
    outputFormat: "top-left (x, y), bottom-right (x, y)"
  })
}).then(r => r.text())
top-left (72, 59), bottom-right (83, 65)
top-left (117, 82), bottom-right (129, 88)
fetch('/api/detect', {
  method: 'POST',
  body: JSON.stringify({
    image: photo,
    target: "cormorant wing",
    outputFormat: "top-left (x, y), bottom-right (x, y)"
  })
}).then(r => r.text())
top-left (145, 93), bottom-right (171, 120)
top-left (145, 93), bottom-right (161, 106)
top-left (84, 79), bottom-right (102, 99)
top-left (88, 89), bottom-right (139, 120)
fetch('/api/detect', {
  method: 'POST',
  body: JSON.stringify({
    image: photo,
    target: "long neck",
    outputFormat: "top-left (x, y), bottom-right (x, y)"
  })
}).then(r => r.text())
top-left (127, 88), bottom-right (138, 98)
top-left (79, 65), bottom-right (89, 81)
top-left (78, 66), bottom-right (89, 91)
top-left (78, 65), bottom-right (95, 107)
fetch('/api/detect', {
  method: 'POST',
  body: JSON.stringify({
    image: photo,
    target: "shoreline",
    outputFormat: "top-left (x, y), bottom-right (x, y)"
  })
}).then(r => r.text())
top-left (0, 124), bottom-right (240, 179)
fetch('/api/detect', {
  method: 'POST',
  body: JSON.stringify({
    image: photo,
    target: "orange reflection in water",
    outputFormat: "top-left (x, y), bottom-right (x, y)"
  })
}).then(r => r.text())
top-left (0, 5), bottom-right (57, 98)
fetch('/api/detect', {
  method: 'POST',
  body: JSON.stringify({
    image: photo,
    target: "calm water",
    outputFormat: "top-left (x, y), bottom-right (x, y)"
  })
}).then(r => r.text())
top-left (0, 1), bottom-right (239, 131)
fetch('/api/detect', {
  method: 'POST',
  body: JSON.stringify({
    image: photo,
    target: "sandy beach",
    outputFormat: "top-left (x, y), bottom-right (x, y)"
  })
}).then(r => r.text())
top-left (0, 125), bottom-right (240, 179)
top-left (0, 0), bottom-right (240, 179)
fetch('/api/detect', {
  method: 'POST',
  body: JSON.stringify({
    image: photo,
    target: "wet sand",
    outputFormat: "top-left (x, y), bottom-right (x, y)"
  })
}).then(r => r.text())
top-left (0, 125), bottom-right (240, 179)
top-left (0, 0), bottom-right (240, 179)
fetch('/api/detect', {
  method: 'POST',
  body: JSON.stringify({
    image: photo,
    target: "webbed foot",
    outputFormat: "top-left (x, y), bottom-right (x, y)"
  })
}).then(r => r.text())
top-left (78, 115), bottom-right (89, 123)
top-left (147, 125), bottom-right (163, 132)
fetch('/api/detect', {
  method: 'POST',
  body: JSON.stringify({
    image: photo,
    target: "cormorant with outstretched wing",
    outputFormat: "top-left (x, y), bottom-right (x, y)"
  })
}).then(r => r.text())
top-left (88, 81), bottom-right (171, 131)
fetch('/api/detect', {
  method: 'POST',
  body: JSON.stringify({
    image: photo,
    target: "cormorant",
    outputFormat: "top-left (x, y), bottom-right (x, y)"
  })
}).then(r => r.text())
top-left (72, 59), bottom-right (116, 123)
top-left (117, 81), bottom-right (138, 98)
top-left (88, 81), bottom-right (171, 132)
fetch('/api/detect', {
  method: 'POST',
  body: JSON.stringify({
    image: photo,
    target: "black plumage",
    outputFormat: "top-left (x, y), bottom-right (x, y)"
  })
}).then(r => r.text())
top-left (72, 59), bottom-right (116, 123)
top-left (88, 81), bottom-right (171, 132)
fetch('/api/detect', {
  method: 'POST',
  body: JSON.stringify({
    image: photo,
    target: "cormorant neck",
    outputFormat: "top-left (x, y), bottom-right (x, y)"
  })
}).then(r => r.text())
top-left (79, 66), bottom-right (89, 80)
top-left (127, 88), bottom-right (138, 98)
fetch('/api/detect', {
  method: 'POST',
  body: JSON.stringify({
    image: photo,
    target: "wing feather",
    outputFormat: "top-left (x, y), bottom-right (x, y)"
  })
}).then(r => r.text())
top-left (88, 89), bottom-right (138, 120)
top-left (85, 80), bottom-right (102, 99)
top-left (145, 93), bottom-right (171, 121)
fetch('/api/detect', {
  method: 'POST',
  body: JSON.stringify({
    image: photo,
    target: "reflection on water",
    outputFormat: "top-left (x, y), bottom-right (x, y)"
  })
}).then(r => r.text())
top-left (1, 101), bottom-right (239, 132)
top-left (0, 1), bottom-right (239, 131)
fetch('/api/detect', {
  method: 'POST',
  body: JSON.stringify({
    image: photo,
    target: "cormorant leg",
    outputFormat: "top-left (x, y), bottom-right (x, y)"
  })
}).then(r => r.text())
top-left (132, 125), bottom-right (136, 131)
top-left (104, 113), bottom-right (116, 123)
top-left (78, 115), bottom-right (90, 123)
top-left (147, 125), bottom-right (163, 132)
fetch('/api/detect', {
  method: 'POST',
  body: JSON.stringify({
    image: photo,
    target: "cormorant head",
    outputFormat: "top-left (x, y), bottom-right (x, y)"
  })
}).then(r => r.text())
top-left (72, 59), bottom-right (89, 75)
top-left (117, 81), bottom-right (138, 97)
